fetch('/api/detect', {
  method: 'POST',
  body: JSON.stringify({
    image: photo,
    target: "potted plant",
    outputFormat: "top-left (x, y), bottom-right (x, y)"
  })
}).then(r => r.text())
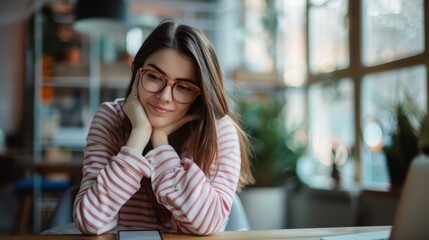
top-left (418, 113), bottom-right (429, 155)
top-left (383, 105), bottom-right (419, 188)
top-left (236, 88), bottom-right (305, 229)
top-left (238, 92), bottom-right (304, 187)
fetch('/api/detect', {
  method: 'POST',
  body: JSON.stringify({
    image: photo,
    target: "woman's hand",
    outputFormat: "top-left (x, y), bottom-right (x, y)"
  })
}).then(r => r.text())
top-left (123, 77), bottom-right (151, 131)
top-left (123, 94), bottom-right (151, 131)
top-left (151, 114), bottom-right (198, 148)
top-left (123, 78), bottom-right (152, 153)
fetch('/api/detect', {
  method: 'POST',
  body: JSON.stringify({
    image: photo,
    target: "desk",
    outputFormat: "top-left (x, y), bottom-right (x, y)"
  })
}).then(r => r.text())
top-left (1, 226), bottom-right (390, 240)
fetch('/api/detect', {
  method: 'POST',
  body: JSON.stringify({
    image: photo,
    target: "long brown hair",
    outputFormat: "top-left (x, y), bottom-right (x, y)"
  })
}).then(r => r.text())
top-left (126, 19), bottom-right (254, 190)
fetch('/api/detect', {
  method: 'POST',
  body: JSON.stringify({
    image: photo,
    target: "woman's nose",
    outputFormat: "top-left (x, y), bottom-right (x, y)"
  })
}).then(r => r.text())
top-left (157, 84), bottom-right (173, 102)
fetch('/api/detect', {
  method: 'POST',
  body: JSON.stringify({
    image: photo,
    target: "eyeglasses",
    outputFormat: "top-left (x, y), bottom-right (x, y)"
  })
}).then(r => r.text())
top-left (139, 68), bottom-right (201, 104)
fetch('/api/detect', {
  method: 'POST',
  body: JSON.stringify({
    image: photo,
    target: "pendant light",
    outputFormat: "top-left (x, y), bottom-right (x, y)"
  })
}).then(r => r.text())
top-left (73, 0), bottom-right (128, 37)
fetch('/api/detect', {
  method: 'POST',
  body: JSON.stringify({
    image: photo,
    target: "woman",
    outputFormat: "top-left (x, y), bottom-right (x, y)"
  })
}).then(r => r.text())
top-left (73, 19), bottom-right (254, 235)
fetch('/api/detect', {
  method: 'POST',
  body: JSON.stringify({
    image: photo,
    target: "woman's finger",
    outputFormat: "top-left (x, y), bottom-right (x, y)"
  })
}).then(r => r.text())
top-left (127, 94), bottom-right (139, 102)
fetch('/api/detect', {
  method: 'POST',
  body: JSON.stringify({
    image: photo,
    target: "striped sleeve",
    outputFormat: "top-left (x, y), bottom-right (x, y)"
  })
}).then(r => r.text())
top-left (147, 115), bottom-right (241, 235)
top-left (73, 101), bottom-right (153, 235)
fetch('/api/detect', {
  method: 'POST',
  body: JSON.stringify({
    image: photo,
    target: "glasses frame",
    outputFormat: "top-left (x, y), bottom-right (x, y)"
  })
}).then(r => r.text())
top-left (138, 68), bottom-right (201, 104)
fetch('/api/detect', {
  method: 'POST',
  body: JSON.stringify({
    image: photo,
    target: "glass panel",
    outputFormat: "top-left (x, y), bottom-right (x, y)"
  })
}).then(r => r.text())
top-left (302, 79), bottom-right (355, 186)
top-left (361, 65), bottom-right (427, 186)
top-left (284, 87), bottom-right (308, 159)
top-left (308, 0), bottom-right (349, 73)
top-left (280, 0), bottom-right (307, 87)
top-left (284, 87), bottom-right (306, 131)
top-left (362, 0), bottom-right (424, 66)
top-left (241, 0), bottom-right (277, 72)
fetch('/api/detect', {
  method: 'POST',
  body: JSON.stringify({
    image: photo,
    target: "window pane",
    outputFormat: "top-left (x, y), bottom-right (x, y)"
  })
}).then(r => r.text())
top-left (309, 0), bottom-right (349, 73)
top-left (303, 79), bottom-right (355, 186)
top-left (285, 87), bottom-right (306, 131)
top-left (361, 65), bottom-right (427, 186)
top-left (241, 0), bottom-right (277, 72)
top-left (362, 0), bottom-right (424, 66)
top-left (280, 0), bottom-right (307, 87)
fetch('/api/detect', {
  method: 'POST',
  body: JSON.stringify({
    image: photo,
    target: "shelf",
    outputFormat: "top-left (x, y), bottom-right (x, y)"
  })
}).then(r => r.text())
top-left (100, 62), bottom-right (131, 89)
top-left (101, 77), bottom-right (129, 89)
top-left (42, 76), bottom-right (90, 88)
top-left (41, 76), bottom-right (130, 89)
top-left (233, 68), bottom-right (284, 90)
top-left (41, 127), bottom-right (87, 150)
top-left (30, 1), bottom-right (131, 233)
top-left (41, 62), bottom-right (130, 89)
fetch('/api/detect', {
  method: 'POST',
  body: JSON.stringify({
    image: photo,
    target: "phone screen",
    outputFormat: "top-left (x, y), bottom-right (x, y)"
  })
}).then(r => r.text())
top-left (118, 230), bottom-right (163, 240)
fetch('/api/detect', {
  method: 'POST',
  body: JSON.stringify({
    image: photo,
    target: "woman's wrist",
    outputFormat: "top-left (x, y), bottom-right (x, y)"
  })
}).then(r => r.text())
top-left (151, 131), bottom-right (168, 148)
top-left (126, 128), bottom-right (151, 153)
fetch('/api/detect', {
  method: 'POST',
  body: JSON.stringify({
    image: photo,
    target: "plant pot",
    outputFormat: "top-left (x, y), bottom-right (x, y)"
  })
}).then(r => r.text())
top-left (384, 153), bottom-right (411, 189)
top-left (239, 186), bottom-right (287, 230)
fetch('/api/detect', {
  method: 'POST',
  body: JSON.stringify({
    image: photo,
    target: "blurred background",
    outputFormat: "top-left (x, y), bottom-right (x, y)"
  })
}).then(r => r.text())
top-left (0, 0), bottom-right (427, 235)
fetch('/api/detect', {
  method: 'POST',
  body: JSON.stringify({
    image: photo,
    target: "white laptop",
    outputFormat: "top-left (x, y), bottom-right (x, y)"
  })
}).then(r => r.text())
top-left (322, 155), bottom-right (429, 240)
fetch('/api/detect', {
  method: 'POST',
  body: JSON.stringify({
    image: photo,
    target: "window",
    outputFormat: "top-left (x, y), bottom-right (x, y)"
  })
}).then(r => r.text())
top-left (305, 0), bottom-right (427, 187)
top-left (361, 65), bottom-right (427, 185)
top-left (236, 0), bottom-right (427, 188)
top-left (280, 0), bottom-right (307, 86)
top-left (242, 0), bottom-right (277, 72)
top-left (362, 0), bottom-right (424, 66)
top-left (309, 0), bottom-right (349, 73)
top-left (307, 78), bottom-right (355, 185)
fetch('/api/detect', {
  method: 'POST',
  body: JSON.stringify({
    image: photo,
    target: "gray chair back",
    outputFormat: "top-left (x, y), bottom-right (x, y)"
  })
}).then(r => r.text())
top-left (224, 193), bottom-right (251, 231)
top-left (44, 185), bottom-right (79, 231)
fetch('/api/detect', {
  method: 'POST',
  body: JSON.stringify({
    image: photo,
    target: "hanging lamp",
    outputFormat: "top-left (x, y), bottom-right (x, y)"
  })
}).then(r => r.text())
top-left (73, 0), bottom-right (128, 37)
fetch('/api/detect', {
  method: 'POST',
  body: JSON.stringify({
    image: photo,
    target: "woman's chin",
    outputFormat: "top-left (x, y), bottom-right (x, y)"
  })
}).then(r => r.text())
top-left (148, 118), bottom-right (170, 129)
top-left (147, 114), bottom-right (186, 129)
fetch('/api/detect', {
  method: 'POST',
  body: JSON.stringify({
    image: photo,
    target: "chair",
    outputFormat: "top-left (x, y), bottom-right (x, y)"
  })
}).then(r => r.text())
top-left (13, 177), bottom-right (72, 234)
top-left (225, 193), bottom-right (251, 231)
top-left (43, 185), bottom-right (79, 231)
top-left (43, 185), bottom-right (250, 232)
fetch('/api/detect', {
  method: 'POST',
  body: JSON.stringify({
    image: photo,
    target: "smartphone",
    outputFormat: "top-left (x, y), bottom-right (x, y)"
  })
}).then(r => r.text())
top-left (117, 230), bottom-right (163, 240)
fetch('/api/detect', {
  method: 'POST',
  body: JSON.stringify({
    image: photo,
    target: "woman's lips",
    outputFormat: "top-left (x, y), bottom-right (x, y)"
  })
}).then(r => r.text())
top-left (149, 103), bottom-right (173, 115)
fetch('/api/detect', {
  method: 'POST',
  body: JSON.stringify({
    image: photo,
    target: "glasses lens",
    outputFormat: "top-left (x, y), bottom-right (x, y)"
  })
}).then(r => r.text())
top-left (173, 82), bottom-right (199, 103)
top-left (142, 71), bottom-right (166, 92)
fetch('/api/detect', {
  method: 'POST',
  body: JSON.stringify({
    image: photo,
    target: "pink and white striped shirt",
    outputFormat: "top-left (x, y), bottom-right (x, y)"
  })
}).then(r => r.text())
top-left (73, 99), bottom-right (241, 235)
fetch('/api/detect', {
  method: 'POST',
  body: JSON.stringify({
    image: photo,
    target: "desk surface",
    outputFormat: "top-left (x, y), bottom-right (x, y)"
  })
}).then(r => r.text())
top-left (1, 226), bottom-right (390, 240)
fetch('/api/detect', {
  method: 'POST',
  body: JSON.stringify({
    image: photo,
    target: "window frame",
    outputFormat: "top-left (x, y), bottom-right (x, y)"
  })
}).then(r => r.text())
top-left (305, 0), bottom-right (429, 186)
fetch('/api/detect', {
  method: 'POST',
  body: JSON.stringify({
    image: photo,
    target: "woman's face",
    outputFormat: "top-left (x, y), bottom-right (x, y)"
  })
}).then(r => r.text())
top-left (137, 48), bottom-right (197, 128)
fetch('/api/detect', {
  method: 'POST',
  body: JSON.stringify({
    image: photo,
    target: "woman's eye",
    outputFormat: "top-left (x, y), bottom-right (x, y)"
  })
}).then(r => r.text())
top-left (176, 83), bottom-right (193, 92)
top-left (147, 73), bottom-right (163, 81)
